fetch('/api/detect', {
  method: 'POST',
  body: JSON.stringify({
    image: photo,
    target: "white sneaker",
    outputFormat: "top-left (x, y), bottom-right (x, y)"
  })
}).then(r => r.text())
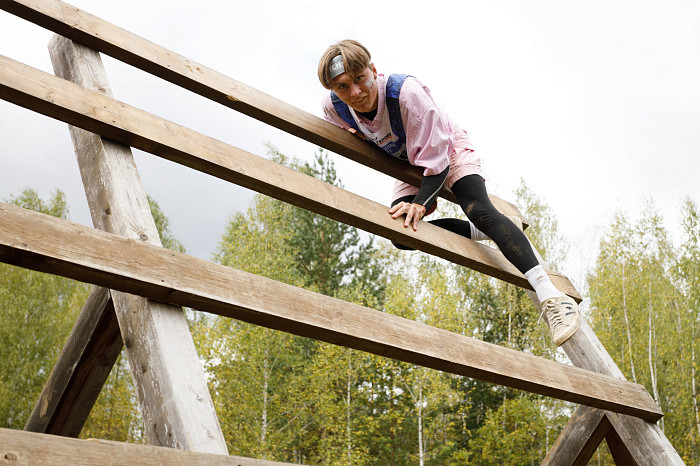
top-left (541, 296), bottom-right (581, 346)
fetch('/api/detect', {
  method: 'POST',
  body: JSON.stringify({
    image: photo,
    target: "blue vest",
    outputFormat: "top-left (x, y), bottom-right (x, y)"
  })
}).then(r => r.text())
top-left (330, 74), bottom-right (411, 160)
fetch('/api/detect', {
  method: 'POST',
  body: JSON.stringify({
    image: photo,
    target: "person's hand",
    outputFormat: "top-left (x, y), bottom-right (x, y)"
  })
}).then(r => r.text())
top-left (347, 127), bottom-right (367, 141)
top-left (389, 202), bottom-right (426, 231)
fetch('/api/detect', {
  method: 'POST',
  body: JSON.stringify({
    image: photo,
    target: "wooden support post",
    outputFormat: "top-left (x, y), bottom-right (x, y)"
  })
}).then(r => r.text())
top-left (0, 428), bottom-right (296, 466)
top-left (24, 286), bottom-right (122, 436)
top-left (0, 53), bottom-right (579, 302)
top-left (541, 405), bottom-right (610, 466)
top-left (0, 202), bottom-right (665, 422)
top-left (46, 35), bottom-right (227, 454)
top-left (527, 245), bottom-right (683, 464)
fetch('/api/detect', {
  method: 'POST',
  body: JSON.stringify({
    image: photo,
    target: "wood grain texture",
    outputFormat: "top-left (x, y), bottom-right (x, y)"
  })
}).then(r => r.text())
top-left (0, 428), bottom-right (295, 466)
top-left (0, 53), bottom-right (580, 302)
top-left (0, 0), bottom-right (528, 227)
top-left (45, 36), bottom-right (227, 453)
top-left (24, 287), bottom-right (122, 437)
top-left (528, 246), bottom-right (682, 464)
top-left (541, 405), bottom-right (610, 466)
top-left (0, 202), bottom-right (663, 422)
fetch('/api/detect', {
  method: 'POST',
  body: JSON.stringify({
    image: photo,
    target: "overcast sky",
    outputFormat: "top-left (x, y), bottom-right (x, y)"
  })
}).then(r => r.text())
top-left (1, 0), bottom-right (699, 292)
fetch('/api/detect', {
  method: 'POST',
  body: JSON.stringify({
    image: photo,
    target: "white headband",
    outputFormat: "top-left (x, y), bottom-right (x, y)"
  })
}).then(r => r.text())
top-left (328, 55), bottom-right (345, 79)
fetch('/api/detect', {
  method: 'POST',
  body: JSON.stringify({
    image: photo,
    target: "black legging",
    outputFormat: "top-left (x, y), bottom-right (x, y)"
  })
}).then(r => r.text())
top-left (391, 174), bottom-right (538, 274)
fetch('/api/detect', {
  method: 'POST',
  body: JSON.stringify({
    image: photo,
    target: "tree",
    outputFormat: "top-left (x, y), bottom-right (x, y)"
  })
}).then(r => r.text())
top-left (0, 188), bottom-right (90, 429)
top-left (193, 147), bottom-right (388, 461)
top-left (674, 198), bottom-right (700, 463)
top-left (267, 145), bottom-right (385, 303)
top-left (467, 396), bottom-right (568, 465)
top-left (587, 199), bottom-right (694, 462)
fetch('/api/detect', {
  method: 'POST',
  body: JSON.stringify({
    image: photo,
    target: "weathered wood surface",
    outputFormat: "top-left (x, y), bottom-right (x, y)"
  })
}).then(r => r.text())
top-left (0, 202), bottom-right (664, 421)
top-left (0, 428), bottom-right (296, 466)
top-left (527, 245), bottom-right (683, 464)
top-left (0, 53), bottom-right (580, 302)
top-left (42, 36), bottom-right (227, 453)
top-left (541, 405), bottom-right (610, 466)
top-left (24, 286), bottom-right (122, 437)
top-left (604, 410), bottom-right (682, 465)
top-left (0, 0), bottom-right (529, 228)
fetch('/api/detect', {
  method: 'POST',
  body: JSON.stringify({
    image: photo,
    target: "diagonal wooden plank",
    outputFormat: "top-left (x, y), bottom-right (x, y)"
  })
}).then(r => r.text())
top-left (39, 36), bottom-right (227, 453)
top-left (0, 53), bottom-right (580, 302)
top-left (0, 0), bottom-right (527, 226)
top-left (541, 405), bottom-right (610, 466)
top-left (526, 244), bottom-right (683, 464)
top-left (604, 410), bottom-right (682, 465)
top-left (0, 202), bottom-right (663, 422)
top-left (0, 428), bottom-right (297, 466)
top-left (24, 286), bottom-right (122, 437)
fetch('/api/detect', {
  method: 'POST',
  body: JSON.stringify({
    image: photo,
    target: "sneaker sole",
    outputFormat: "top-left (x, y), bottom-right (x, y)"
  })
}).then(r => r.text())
top-left (554, 318), bottom-right (582, 346)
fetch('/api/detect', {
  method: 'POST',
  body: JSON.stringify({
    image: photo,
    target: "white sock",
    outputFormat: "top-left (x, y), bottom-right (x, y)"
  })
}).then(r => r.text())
top-left (469, 222), bottom-right (490, 241)
top-left (524, 265), bottom-right (565, 303)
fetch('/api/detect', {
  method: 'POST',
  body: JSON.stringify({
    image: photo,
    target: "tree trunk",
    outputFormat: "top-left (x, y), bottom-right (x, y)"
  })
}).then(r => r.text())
top-left (693, 344), bottom-right (700, 439)
top-left (261, 345), bottom-right (269, 447)
top-left (346, 349), bottom-right (353, 466)
top-left (622, 264), bottom-right (637, 383)
top-left (647, 279), bottom-right (662, 432)
top-left (418, 383), bottom-right (424, 466)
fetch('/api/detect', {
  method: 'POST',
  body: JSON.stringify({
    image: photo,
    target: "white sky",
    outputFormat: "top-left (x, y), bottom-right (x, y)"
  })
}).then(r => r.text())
top-left (1, 0), bottom-right (699, 293)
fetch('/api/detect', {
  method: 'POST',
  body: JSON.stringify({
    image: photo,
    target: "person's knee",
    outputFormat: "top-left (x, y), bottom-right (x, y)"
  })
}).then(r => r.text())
top-left (465, 202), bottom-right (496, 229)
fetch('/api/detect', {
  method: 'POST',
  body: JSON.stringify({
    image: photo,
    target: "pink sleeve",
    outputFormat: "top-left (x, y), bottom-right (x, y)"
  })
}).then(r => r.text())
top-left (321, 93), bottom-right (352, 130)
top-left (399, 78), bottom-right (453, 176)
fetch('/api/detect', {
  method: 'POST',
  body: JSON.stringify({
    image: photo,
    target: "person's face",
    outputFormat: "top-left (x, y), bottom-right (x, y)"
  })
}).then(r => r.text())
top-left (330, 64), bottom-right (379, 113)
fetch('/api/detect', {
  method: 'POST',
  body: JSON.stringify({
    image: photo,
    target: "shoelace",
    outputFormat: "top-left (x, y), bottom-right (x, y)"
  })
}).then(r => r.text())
top-left (541, 301), bottom-right (564, 330)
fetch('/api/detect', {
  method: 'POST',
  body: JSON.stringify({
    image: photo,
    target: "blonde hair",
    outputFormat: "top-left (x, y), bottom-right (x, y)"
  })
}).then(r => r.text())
top-left (317, 40), bottom-right (372, 89)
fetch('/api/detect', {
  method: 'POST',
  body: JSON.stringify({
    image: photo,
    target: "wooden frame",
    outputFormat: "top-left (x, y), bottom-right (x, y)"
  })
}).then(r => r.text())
top-left (0, 52), bottom-right (579, 301)
top-left (0, 0), bottom-right (684, 463)
top-left (0, 201), bottom-right (662, 421)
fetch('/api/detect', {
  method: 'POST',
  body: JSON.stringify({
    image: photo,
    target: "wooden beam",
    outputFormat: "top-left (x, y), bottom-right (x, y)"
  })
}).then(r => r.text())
top-left (0, 202), bottom-right (664, 422)
top-left (541, 405), bottom-right (610, 466)
top-left (604, 420), bottom-right (638, 466)
top-left (604, 410), bottom-right (683, 465)
top-left (0, 428), bottom-right (296, 466)
top-left (0, 53), bottom-right (580, 302)
top-left (24, 286), bottom-right (122, 436)
top-left (0, 0), bottom-right (527, 227)
top-left (41, 36), bottom-right (227, 453)
top-left (526, 245), bottom-right (683, 464)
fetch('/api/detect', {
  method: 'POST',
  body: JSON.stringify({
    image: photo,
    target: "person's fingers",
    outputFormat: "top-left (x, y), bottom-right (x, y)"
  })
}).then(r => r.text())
top-left (389, 202), bottom-right (408, 217)
top-left (348, 127), bottom-right (366, 141)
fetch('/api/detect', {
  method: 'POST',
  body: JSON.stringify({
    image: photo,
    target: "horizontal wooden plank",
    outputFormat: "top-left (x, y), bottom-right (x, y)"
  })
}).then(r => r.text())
top-left (0, 428), bottom-right (295, 465)
top-left (0, 202), bottom-right (662, 421)
top-left (0, 0), bottom-right (528, 227)
top-left (25, 287), bottom-right (122, 437)
top-left (0, 53), bottom-right (580, 302)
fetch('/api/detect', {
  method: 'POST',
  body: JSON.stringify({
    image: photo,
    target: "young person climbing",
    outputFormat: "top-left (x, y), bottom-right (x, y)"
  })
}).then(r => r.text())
top-left (317, 39), bottom-right (581, 346)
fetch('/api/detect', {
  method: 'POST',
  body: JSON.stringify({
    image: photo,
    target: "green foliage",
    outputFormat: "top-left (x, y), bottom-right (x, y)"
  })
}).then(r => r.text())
top-left (4, 163), bottom-right (696, 463)
top-left (266, 146), bottom-right (386, 303)
top-left (0, 189), bottom-right (185, 441)
top-left (147, 194), bottom-right (186, 253)
top-left (467, 397), bottom-right (568, 465)
top-left (0, 188), bottom-right (90, 429)
top-left (587, 199), bottom-right (700, 463)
